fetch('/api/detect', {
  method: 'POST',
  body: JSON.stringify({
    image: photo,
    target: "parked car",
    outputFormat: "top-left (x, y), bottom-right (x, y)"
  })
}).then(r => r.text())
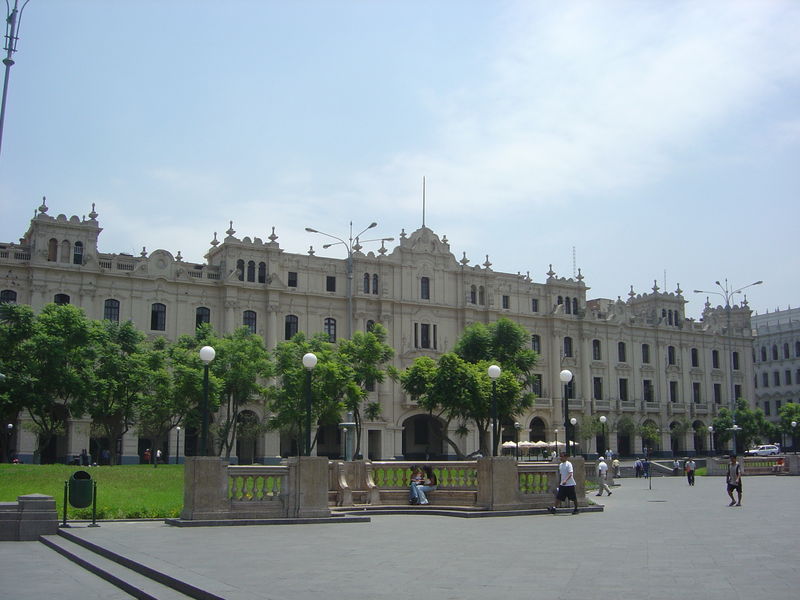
top-left (744, 444), bottom-right (780, 456)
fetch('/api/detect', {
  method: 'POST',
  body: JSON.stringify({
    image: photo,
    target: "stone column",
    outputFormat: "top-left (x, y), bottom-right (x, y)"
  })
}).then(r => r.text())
top-left (180, 457), bottom-right (230, 520)
top-left (286, 456), bottom-right (331, 518)
top-left (476, 457), bottom-right (522, 511)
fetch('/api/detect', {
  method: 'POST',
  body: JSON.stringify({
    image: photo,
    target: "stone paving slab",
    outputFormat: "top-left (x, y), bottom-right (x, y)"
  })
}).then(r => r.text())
top-left (1, 475), bottom-right (798, 600)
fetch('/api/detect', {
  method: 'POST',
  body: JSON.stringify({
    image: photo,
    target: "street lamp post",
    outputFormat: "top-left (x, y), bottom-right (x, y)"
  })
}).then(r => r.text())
top-left (514, 422), bottom-right (521, 461)
top-left (1, 0), bottom-right (31, 157)
top-left (708, 425), bottom-right (714, 456)
top-left (693, 279), bottom-right (762, 455)
top-left (554, 428), bottom-right (559, 458)
top-left (198, 346), bottom-right (216, 457)
top-left (302, 352), bottom-right (318, 456)
top-left (560, 369), bottom-right (573, 457)
top-left (792, 421), bottom-right (797, 455)
top-left (570, 417), bottom-right (578, 457)
top-left (305, 222), bottom-right (393, 339)
top-left (5, 423), bottom-right (12, 462)
top-left (175, 427), bottom-right (181, 465)
top-left (599, 415), bottom-right (607, 458)
top-left (488, 365), bottom-right (501, 457)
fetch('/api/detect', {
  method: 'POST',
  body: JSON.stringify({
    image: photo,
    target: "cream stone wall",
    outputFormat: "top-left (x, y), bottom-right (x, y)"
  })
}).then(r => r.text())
top-left (0, 202), bottom-right (756, 463)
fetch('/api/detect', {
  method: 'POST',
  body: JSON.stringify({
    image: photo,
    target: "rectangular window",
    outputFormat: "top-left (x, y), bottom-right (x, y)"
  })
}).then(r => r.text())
top-left (103, 299), bottom-right (120, 323)
top-left (502, 295), bottom-right (510, 309)
top-left (776, 400), bottom-right (781, 412)
top-left (531, 374), bottom-right (542, 396)
top-left (420, 324), bottom-right (431, 349)
top-left (734, 384), bottom-right (742, 400)
top-left (150, 303), bottom-right (166, 331)
top-left (762, 372), bottom-right (769, 388)
top-left (618, 342), bottom-right (626, 363)
top-left (592, 340), bottom-right (602, 361)
top-left (593, 377), bottom-right (603, 400)
top-left (619, 378), bottom-right (629, 402)
top-left (643, 379), bottom-right (653, 403)
top-left (691, 348), bottom-right (699, 368)
top-left (669, 381), bottom-right (679, 403)
top-left (420, 276), bottom-right (430, 300)
top-left (414, 323), bottom-right (436, 350)
top-left (288, 271), bottom-right (298, 287)
top-left (531, 335), bottom-right (541, 353)
top-left (531, 298), bottom-right (539, 312)
top-left (326, 276), bottom-right (336, 292)
top-left (773, 371), bottom-right (781, 386)
top-left (764, 401), bottom-right (771, 416)
top-left (714, 383), bottom-right (722, 404)
top-left (712, 350), bottom-right (720, 369)
top-left (692, 382), bottom-right (701, 403)
top-left (642, 344), bottom-right (650, 364)
top-left (786, 370), bottom-right (792, 385)
top-left (732, 352), bottom-right (740, 370)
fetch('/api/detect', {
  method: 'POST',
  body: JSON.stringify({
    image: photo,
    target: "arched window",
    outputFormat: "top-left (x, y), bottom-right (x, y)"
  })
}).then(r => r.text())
top-left (150, 303), bottom-right (166, 331)
top-left (565, 296), bottom-right (572, 314)
top-left (783, 343), bottom-right (790, 359)
top-left (285, 315), bottom-right (299, 340)
top-left (668, 310), bottom-right (674, 326)
top-left (572, 298), bottom-right (578, 314)
top-left (421, 276), bottom-right (430, 300)
top-left (236, 259), bottom-right (244, 282)
top-left (667, 345), bottom-right (676, 365)
top-left (618, 342), bottom-right (627, 363)
top-left (761, 346), bottom-right (767, 362)
top-left (366, 320), bottom-right (375, 332)
top-left (592, 339), bottom-right (601, 361)
top-left (363, 273), bottom-right (370, 294)
top-left (372, 274), bottom-right (379, 295)
top-left (478, 286), bottom-right (485, 305)
top-left (103, 299), bottom-right (120, 323)
top-left (258, 262), bottom-right (267, 284)
top-left (324, 317), bottom-right (337, 342)
top-left (563, 336), bottom-right (573, 358)
top-left (247, 261), bottom-right (256, 282)
top-left (0, 289), bottom-right (17, 304)
top-left (73, 241), bottom-right (84, 265)
top-left (243, 310), bottom-right (257, 334)
top-left (772, 345), bottom-right (778, 360)
top-left (47, 238), bottom-right (58, 261)
top-left (470, 285), bottom-right (477, 304)
top-left (54, 293), bottom-right (70, 305)
top-left (557, 296), bottom-right (563, 306)
top-left (196, 306), bottom-right (210, 328)
top-left (531, 334), bottom-right (541, 353)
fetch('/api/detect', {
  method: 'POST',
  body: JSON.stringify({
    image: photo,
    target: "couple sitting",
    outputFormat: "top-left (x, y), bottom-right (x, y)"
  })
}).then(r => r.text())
top-left (409, 465), bottom-right (438, 505)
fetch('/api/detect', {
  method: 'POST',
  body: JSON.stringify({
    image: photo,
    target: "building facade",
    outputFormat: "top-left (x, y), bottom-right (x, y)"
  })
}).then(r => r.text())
top-left (752, 308), bottom-right (800, 447)
top-left (0, 201), bottom-right (757, 463)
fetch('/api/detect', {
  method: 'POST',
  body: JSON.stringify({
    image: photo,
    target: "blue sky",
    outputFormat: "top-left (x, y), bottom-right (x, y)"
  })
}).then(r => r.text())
top-left (1, 0), bottom-right (798, 318)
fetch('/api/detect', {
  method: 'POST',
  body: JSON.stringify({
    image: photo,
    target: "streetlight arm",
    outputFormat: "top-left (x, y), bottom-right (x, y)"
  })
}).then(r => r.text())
top-left (307, 228), bottom-right (347, 248)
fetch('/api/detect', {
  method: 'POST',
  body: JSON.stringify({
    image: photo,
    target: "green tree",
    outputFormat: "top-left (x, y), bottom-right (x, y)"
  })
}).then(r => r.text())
top-left (639, 422), bottom-right (660, 452)
top-left (0, 303), bottom-right (97, 463)
top-left (211, 327), bottom-right (273, 459)
top-left (778, 402), bottom-right (800, 450)
top-left (335, 324), bottom-right (394, 457)
top-left (268, 333), bottom-right (360, 455)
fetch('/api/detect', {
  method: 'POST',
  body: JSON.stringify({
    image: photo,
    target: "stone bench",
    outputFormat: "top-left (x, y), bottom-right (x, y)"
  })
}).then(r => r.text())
top-left (378, 488), bottom-right (478, 506)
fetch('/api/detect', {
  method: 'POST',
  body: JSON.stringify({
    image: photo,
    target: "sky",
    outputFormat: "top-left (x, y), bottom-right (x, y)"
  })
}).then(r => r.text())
top-left (1, 0), bottom-right (798, 319)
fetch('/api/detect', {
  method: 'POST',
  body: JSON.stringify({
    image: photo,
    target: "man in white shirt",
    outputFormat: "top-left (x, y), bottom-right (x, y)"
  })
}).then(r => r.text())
top-left (549, 452), bottom-right (579, 515)
top-left (685, 458), bottom-right (697, 486)
top-left (596, 457), bottom-right (612, 496)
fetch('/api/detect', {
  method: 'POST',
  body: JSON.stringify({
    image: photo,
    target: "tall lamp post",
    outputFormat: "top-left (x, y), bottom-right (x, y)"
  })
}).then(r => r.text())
top-left (708, 425), bottom-right (714, 456)
top-left (514, 421), bottom-right (521, 461)
top-left (305, 222), bottom-right (393, 339)
top-left (175, 426), bottom-right (181, 465)
top-left (198, 345), bottom-right (216, 457)
top-left (488, 365), bottom-right (501, 457)
top-left (569, 417), bottom-right (578, 457)
top-left (554, 428), bottom-right (559, 457)
top-left (599, 415), bottom-right (607, 457)
top-left (693, 279), bottom-right (762, 454)
top-left (5, 422), bottom-right (12, 462)
top-left (302, 352), bottom-right (318, 456)
top-left (560, 369), bottom-right (573, 457)
top-left (792, 421), bottom-right (797, 455)
top-left (1, 0), bottom-right (31, 157)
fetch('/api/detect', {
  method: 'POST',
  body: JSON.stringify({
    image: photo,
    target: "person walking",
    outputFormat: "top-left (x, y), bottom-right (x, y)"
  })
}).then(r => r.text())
top-left (612, 457), bottom-right (621, 478)
top-left (595, 457), bottom-right (612, 497)
top-left (726, 455), bottom-right (742, 506)
top-left (685, 458), bottom-right (697, 486)
top-left (634, 458), bottom-right (642, 478)
top-left (549, 452), bottom-right (579, 515)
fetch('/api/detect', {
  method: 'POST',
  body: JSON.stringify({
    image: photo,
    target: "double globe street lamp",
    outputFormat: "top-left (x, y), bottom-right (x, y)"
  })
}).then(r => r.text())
top-left (560, 369), bottom-right (573, 457)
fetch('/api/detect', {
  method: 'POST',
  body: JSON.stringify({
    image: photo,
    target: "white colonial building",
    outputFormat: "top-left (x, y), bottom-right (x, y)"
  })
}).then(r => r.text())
top-left (1, 200), bottom-right (756, 463)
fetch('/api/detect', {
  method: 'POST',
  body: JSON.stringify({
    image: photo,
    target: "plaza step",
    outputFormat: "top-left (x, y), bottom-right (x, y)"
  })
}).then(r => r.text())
top-left (333, 504), bottom-right (603, 518)
top-left (39, 528), bottom-right (223, 600)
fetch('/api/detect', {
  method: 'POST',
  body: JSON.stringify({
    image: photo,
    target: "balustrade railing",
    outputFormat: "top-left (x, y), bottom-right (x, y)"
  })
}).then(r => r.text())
top-left (517, 463), bottom-right (559, 496)
top-left (227, 465), bottom-right (287, 502)
top-left (369, 461), bottom-right (479, 491)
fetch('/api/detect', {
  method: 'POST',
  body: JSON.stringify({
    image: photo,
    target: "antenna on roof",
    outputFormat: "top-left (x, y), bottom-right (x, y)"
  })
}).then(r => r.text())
top-left (422, 176), bottom-right (426, 228)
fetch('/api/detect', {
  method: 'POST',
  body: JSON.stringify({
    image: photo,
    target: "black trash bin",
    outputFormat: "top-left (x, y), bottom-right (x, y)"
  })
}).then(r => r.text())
top-left (68, 470), bottom-right (93, 509)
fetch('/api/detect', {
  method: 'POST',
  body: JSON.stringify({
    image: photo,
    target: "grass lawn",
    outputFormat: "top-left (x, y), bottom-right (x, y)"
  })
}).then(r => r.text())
top-left (0, 464), bottom-right (184, 519)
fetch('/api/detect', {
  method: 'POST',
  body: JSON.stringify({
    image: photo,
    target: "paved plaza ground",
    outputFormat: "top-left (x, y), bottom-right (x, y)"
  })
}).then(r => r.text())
top-left (1, 474), bottom-right (798, 600)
